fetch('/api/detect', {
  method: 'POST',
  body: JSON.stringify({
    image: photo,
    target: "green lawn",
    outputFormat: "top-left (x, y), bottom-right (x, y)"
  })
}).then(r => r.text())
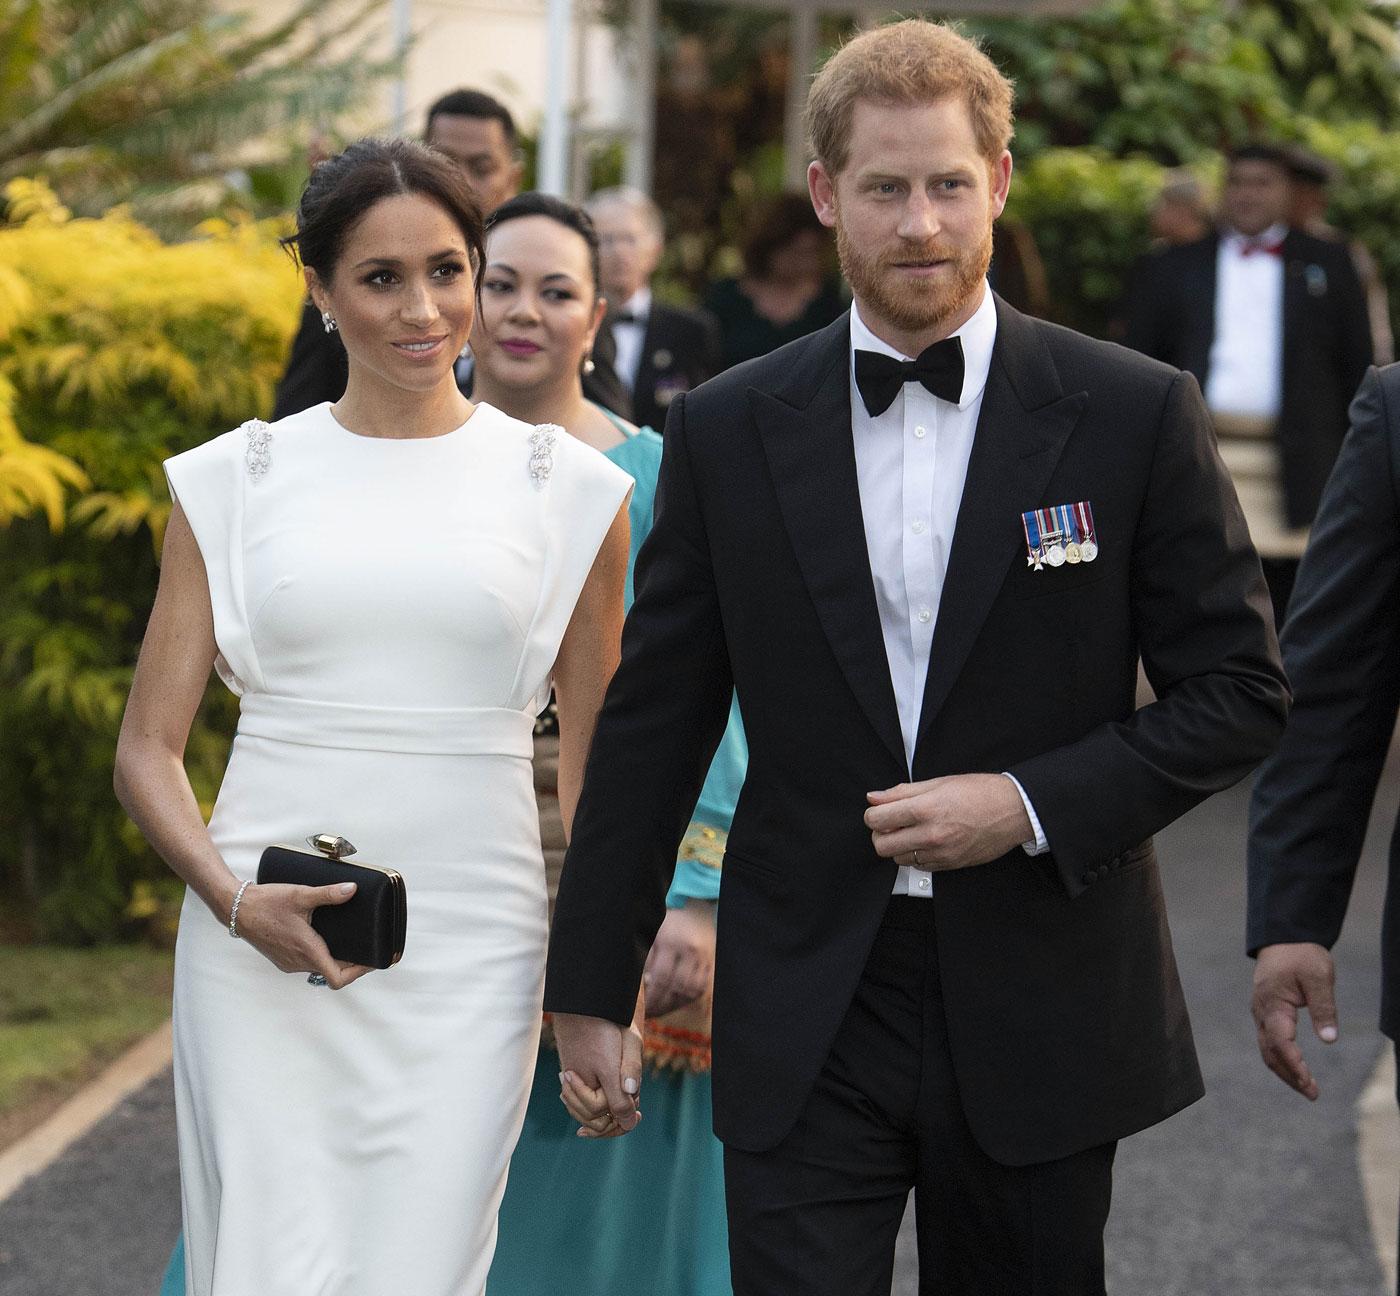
top-left (0, 945), bottom-right (174, 1121)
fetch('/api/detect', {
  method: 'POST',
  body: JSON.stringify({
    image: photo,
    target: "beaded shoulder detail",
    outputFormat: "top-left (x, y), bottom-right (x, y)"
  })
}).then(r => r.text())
top-left (242, 419), bottom-right (272, 481)
top-left (528, 423), bottom-right (558, 489)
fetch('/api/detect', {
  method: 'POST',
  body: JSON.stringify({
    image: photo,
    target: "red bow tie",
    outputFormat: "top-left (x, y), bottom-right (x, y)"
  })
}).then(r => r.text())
top-left (1240, 237), bottom-right (1284, 257)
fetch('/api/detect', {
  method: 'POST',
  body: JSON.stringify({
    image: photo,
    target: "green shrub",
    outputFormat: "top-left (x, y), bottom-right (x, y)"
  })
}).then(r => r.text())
top-left (0, 181), bottom-right (301, 943)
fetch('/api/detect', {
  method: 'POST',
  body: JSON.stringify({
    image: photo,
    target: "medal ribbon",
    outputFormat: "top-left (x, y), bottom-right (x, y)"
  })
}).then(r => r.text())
top-left (1058, 503), bottom-right (1076, 545)
top-left (1021, 508), bottom-right (1042, 558)
top-left (1074, 500), bottom-right (1095, 543)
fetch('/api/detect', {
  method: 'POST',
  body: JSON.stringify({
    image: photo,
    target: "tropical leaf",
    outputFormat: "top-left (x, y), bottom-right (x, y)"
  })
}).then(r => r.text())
top-left (0, 0), bottom-right (397, 225)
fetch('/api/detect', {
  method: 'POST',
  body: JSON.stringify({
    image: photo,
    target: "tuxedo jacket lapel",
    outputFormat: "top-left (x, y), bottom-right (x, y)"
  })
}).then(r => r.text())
top-left (914, 299), bottom-right (1086, 755)
top-left (749, 314), bottom-right (906, 769)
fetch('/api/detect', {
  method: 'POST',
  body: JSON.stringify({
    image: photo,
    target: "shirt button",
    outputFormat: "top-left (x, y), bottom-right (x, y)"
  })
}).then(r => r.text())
top-left (913, 425), bottom-right (928, 438)
top-left (917, 607), bottom-right (932, 624)
top-left (911, 519), bottom-right (926, 535)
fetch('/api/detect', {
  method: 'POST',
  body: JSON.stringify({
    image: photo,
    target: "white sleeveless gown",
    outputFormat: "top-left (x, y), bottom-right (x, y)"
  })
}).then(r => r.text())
top-left (162, 402), bottom-right (631, 1296)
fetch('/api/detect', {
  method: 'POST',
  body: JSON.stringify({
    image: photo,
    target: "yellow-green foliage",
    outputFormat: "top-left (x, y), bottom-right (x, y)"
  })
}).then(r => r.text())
top-left (0, 180), bottom-right (303, 943)
top-left (1, 177), bottom-right (302, 435)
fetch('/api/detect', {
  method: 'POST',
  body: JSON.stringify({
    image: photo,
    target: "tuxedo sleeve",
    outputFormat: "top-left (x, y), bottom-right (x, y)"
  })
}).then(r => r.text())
top-left (543, 390), bottom-right (734, 1025)
top-left (1008, 370), bottom-right (1290, 897)
top-left (1247, 368), bottom-right (1400, 952)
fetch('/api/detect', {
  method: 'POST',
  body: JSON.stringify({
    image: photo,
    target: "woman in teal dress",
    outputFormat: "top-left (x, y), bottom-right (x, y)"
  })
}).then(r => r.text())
top-left (160, 193), bottom-right (741, 1295)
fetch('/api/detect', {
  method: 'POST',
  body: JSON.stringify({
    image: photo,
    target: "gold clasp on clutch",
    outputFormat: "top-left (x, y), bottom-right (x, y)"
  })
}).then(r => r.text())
top-left (307, 834), bottom-right (358, 860)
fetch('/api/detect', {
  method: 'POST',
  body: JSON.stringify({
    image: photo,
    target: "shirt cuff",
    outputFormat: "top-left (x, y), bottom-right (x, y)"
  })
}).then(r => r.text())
top-left (1002, 773), bottom-right (1049, 856)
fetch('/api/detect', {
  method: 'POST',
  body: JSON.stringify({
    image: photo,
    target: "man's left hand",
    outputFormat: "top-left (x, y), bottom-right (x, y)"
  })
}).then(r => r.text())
top-left (864, 773), bottom-right (1033, 871)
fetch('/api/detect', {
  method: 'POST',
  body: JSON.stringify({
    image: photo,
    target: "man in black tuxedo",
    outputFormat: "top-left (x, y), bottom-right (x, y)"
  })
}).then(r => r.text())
top-left (546, 20), bottom-right (1287, 1294)
top-left (1124, 142), bottom-right (1371, 625)
top-left (586, 186), bottom-right (720, 433)
top-left (1247, 364), bottom-right (1400, 1289)
top-left (271, 90), bottom-right (631, 420)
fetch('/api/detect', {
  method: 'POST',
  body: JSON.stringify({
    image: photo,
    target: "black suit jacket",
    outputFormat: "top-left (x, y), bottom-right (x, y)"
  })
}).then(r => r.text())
top-left (1123, 230), bottom-right (1372, 529)
top-left (269, 300), bottom-right (634, 421)
top-left (619, 302), bottom-right (721, 434)
top-left (545, 299), bottom-right (1288, 1164)
top-left (1248, 364), bottom-right (1400, 1037)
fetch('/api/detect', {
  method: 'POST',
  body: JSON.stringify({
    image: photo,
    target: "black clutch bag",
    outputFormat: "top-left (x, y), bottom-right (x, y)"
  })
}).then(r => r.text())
top-left (257, 834), bottom-right (407, 969)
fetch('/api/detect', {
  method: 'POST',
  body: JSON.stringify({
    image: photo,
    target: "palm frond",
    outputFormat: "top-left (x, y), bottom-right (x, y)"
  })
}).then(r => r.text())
top-left (0, 14), bottom-right (240, 160)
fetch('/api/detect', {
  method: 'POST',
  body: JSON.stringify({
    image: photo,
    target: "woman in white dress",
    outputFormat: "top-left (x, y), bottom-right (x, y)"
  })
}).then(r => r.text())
top-left (114, 137), bottom-right (634, 1295)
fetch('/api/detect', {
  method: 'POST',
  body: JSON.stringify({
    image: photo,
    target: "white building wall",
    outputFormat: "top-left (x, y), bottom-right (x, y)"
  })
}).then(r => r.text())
top-left (237, 0), bottom-right (631, 141)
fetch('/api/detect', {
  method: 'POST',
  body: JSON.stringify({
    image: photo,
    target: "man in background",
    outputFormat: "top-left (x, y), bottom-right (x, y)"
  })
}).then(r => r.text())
top-left (1124, 142), bottom-right (1371, 626)
top-left (1286, 147), bottom-right (1392, 365)
top-left (586, 186), bottom-right (720, 433)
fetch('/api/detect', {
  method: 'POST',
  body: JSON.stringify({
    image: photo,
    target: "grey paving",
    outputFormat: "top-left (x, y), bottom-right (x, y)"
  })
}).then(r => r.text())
top-left (0, 1070), bottom-right (180, 1295)
top-left (1, 756), bottom-right (1392, 1295)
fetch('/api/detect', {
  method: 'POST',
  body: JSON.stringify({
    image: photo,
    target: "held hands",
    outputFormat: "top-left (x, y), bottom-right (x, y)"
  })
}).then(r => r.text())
top-left (1252, 942), bottom-right (1339, 1100)
top-left (642, 900), bottom-right (716, 1017)
top-left (864, 773), bottom-right (1033, 871)
top-left (554, 989), bottom-right (645, 1139)
top-left (229, 881), bottom-right (374, 990)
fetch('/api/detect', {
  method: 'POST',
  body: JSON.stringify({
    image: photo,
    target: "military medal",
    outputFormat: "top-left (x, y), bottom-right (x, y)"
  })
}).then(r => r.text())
top-left (1039, 508), bottom-right (1067, 567)
top-left (1059, 504), bottom-right (1082, 563)
top-left (1021, 509), bottom-right (1045, 571)
top-left (1073, 500), bottom-right (1098, 563)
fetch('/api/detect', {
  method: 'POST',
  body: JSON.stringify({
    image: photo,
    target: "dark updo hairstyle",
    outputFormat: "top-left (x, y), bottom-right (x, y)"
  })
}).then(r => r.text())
top-left (281, 137), bottom-right (487, 286)
top-left (484, 192), bottom-right (603, 300)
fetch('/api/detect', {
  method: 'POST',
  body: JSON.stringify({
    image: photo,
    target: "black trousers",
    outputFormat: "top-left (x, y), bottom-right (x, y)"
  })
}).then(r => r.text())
top-left (724, 898), bottom-right (1117, 1296)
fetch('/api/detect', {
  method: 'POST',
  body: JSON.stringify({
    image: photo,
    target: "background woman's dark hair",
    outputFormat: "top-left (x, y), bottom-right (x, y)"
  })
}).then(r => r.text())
top-left (741, 192), bottom-right (831, 280)
top-left (484, 192), bottom-right (603, 300)
top-left (281, 137), bottom-right (486, 286)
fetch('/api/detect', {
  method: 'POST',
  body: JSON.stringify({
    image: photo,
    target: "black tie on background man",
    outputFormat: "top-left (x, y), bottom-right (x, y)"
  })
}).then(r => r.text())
top-left (586, 186), bottom-right (720, 434)
top-left (546, 19), bottom-right (1287, 1296)
top-left (271, 91), bottom-right (631, 421)
top-left (1247, 363), bottom-right (1400, 1295)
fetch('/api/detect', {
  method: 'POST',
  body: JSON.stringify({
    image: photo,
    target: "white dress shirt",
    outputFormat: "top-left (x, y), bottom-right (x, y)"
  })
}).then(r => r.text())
top-left (847, 286), bottom-right (1048, 899)
top-left (611, 287), bottom-right (651, 392)
top-left (1204, 224), bottom-right (1286, 419)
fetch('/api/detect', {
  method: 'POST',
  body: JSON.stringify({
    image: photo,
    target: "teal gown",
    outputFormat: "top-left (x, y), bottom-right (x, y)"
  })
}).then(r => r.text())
top-left (160, 421), bottom-right (744, 1296)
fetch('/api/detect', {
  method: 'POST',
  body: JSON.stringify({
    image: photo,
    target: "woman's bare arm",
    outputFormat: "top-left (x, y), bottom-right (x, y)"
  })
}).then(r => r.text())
top-left (552, 498), bottom-right (631, 840)
top-left (114, 502), bottom-right (368, 988)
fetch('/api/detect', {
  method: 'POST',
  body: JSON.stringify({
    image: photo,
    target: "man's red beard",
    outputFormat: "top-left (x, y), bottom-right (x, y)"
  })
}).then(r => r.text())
top-left (835, 210), bottom-right (994, 336)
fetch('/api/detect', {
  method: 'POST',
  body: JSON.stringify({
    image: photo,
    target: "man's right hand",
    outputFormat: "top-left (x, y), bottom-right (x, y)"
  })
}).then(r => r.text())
top-left (553, 1011), bottom-right (642, 1135)
top-left (1252, 941), bottom-right (1339, 1100)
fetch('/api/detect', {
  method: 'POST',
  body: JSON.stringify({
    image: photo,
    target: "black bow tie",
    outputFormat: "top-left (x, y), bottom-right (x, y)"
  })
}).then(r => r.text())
top-left (854, 337), bottom-right (965, 417)
top-left (612, 309), bottom-right (643, 325)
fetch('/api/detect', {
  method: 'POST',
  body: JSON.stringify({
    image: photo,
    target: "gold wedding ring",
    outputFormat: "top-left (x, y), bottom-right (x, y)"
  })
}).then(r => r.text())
top-left (913, 849), bottom-right (922, 866)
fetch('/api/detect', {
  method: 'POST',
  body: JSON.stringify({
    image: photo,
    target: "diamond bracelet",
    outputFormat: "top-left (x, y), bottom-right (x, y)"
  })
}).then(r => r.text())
top-left (228, 879), bottom-right (252, 939)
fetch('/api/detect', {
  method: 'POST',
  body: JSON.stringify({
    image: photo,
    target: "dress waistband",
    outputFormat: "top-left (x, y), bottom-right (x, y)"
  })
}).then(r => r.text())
top-left (237, 693), bottom-right (536, 757)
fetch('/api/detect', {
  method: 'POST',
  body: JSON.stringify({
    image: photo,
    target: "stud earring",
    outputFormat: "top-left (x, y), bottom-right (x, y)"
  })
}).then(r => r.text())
top-left (321, 311), bottom-right (338, 333)
top-left (581, 354), bottom-right (596, 376)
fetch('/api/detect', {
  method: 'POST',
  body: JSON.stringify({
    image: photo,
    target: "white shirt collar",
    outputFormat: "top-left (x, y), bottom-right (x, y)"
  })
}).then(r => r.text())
top-left (1222, 222), bottom-right (1288, 253)
top-left (849, 282), bottom-right (997, 412)
top-left (619, 286), bottom-right (652, 321)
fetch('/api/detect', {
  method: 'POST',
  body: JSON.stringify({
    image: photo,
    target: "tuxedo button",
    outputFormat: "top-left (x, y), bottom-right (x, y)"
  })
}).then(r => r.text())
top-left (916, 607), bottom-right (932, 624)
top-left (913, 425), bottom-right (928, 438)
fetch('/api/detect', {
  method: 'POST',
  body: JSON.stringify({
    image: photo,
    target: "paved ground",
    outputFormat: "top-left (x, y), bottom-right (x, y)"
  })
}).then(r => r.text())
top-left (1, 761), bottom-right (1393, 1295)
